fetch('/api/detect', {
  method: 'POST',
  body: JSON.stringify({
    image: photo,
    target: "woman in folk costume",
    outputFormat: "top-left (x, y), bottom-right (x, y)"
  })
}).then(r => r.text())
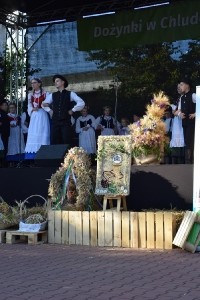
top-left (25, 77), bottom-right (50, 159)
top-left (7, 103), bottom-right (25, 161)
top-left (170, 83), bottom-right (185, 164)
top-left (96, 106), bottom-right (115, 136)
top-left (76, 106), bottom-right (96, 154)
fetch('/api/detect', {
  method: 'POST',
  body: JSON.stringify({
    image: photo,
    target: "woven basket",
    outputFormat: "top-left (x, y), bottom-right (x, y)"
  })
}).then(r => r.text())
top-left (0, 219), bottom-right (18, 230)
top-left (19, 219), bottom-right (47, 232)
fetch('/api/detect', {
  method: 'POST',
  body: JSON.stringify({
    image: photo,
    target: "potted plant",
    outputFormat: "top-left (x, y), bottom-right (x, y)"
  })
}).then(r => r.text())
top-left (129, 92), bottom-right (170, 165)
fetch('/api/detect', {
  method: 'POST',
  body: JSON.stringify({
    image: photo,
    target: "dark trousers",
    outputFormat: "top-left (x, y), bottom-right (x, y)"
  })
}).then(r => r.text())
top-left (23, 133), bottom-right (28, 145)
top-left (51, 119), bottom-right (72, 145)
top-left (0, 135), bottom-right (9, 167)
top-left (183, 124), bottom-right (195, 164)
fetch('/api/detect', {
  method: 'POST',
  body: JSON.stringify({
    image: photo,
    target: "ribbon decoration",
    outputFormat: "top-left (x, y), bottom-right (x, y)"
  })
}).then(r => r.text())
top-left (83, 163), bottom-right (103, 209)
top-left (54, 160), bottom-right (73, 210)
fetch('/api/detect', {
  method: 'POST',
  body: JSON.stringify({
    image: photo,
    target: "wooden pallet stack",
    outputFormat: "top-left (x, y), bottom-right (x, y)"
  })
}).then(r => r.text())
top-left (48, 210), bottom-right (176, 249)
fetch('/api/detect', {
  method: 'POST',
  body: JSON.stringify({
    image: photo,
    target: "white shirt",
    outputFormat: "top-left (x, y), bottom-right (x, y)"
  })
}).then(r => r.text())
top-left (21, 112), bottom-right (29, 134)
top-left (42, 91), bottom-right (85, 113)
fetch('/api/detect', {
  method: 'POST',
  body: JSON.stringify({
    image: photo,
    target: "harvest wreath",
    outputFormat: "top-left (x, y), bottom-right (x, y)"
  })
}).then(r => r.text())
top-left (48, 147), bottom-right (102, 211)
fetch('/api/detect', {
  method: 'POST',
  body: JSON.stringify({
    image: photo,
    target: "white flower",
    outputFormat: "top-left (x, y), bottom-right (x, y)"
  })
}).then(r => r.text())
top-left (96, 189), bottom-right (99, 194)
top-left (121, 186), bottom-right (124, 191)
top-left (124, 189), bottom-right (128, 193)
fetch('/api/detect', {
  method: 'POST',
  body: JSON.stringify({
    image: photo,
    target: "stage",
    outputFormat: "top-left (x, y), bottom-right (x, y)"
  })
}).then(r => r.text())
top-left (0, 164), bottom-right (193, 211)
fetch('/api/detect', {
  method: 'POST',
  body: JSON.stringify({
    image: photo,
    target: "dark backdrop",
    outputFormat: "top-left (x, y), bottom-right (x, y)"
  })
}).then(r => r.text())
top-left (0, 165), bottom-right (192, 211)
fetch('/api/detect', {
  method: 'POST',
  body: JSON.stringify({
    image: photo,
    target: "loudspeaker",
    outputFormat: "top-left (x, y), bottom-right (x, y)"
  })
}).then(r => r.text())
top-left (34, 144), bottom-right (70, 167)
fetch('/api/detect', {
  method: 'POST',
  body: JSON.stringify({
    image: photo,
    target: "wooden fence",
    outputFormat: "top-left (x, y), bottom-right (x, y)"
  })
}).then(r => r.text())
top-left (48, 211), bottom-right (176, 249)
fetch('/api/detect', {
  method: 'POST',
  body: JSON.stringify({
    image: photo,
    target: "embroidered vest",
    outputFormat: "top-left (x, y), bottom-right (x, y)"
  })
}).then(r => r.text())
top-left (80, 119), bottom-right (92, 128)
top-left (100, 116), bottom-right (114, 129)
top-left (52, 90), bottom-right (71, 121)
top-left (31, 93), bottom-right (46, 108)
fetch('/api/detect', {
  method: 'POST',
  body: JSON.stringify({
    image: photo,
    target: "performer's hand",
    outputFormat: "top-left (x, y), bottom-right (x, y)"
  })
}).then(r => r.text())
top-left (68, 110), bottom-right (73, 115)
top-left (180, 113), bottom-right (185, 119)
top-left (32, 107), bottom-right (39, 111)
top-left (42, 103), bottom-right (50, 107)
top-left (24, 121), bottom-right (29, 127)
top-left (173, 110), bottom-right (178, 116)
top-left (189, 113), bottom-right (196, 119)
top-left (97, 125), bottom-right (102, 130)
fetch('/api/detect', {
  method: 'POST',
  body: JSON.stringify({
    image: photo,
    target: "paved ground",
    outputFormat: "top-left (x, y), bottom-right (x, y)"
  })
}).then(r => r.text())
top-left (0, 243), bottom-right (200, 300)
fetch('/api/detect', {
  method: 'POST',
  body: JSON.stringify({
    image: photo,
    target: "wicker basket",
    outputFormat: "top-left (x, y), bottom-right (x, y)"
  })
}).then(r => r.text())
top-left (19, 219), bottom-right (47, 232)
top-left (0, 219), bottom-right (18, 230)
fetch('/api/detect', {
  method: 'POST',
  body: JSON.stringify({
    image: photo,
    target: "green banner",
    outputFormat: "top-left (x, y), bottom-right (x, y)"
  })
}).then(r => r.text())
top-left (77, 1), bottom-right (200, 51)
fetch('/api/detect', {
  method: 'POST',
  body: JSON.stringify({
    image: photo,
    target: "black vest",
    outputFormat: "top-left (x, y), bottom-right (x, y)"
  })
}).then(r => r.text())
top-left (100, 116), bottom-right (114, 129)
top-left (181, 91), bottom-right (196, 127)
top-left (52, 90), bottom-right (71, 121)
top-left (80, 119), bottom-right (92, 128)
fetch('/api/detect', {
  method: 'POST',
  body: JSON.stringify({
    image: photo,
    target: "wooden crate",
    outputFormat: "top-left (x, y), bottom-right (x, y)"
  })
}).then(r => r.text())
top-left (173, 211), bottom-right (200, 253)
top-left (173, 211), bottom-right (197, 248)
top-left (6, 231), bottom-right (48, 245)
top-left (48, 211), bottom-right (176, 249)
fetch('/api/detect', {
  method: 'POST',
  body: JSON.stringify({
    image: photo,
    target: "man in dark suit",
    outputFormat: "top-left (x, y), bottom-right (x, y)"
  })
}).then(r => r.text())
top-left (179, 78), bottom-right (196, 164)
top-left (0, 99), bottom-right (10, 167)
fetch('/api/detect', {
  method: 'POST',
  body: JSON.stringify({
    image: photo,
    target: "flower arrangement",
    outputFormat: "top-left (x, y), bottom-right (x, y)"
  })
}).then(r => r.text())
top-left (129, 92), bottom-right (170, 162)
top-left (25, 214), bottom-right (45, 224)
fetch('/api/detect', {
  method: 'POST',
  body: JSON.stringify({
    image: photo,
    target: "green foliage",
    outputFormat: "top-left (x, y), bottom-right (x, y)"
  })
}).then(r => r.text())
top-left (132, 144), bottom-right (161, 160)
top-left (0, 45), bottom-right (41, 98)
top-left (96, 142), bottom-right (128, 160)
top-left (107, 181), bottom-right (117, 194)
top-left (86, 41), bottom-right (200, 117)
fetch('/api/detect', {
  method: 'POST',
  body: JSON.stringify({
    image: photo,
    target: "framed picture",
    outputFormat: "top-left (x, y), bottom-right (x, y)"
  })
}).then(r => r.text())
top-left (95, 135), bottom-right (132, 196)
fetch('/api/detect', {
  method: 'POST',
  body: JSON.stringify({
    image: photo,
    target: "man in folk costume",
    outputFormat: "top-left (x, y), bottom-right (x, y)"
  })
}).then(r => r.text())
top-left (42, 75), bottom-right (85, 145)
top-left (179, 77), bottom-right (196, 164)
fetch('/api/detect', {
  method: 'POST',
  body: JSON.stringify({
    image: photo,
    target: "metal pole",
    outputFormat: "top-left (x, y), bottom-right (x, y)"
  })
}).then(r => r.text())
top-left (114, 75), bottom-right (118, 134)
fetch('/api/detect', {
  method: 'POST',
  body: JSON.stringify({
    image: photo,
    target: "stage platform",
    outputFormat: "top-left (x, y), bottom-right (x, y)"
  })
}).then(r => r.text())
top-left (0, 165), bottom-right (193, 211)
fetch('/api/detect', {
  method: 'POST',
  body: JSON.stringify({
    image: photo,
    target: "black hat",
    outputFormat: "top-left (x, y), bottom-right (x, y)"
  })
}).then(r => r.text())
top-left (53, 74), bottom-right (68, 88)
top-left (179, 77), bottom-right (192, 87)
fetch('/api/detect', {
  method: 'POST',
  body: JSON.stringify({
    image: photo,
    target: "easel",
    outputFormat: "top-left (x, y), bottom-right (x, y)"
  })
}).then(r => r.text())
top-left (103, 195), bottom-right (127, 211)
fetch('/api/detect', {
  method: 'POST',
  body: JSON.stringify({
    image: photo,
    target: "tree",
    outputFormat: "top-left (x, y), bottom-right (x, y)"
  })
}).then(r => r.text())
top-left (179, 39), bottom-right (200, 89)
top-left (0, 46), bottom-right (41, 99)
top-left (86, 42), bottom-right (200, 120)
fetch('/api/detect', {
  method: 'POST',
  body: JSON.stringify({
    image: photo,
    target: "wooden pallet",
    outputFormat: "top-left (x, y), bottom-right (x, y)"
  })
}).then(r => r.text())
top-left (0, 230), bottom-right (11, 243)
top-left (173, 211), bottom-right (200, 252)
top-left (6, 231), bottom-right (48, 245)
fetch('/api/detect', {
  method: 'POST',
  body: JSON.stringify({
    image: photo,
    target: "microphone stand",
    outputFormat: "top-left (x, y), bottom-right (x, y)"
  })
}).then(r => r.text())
top-left (15, 100), bottom-right (25, 168)
top-left (114, 75), bottom-right (119, 134)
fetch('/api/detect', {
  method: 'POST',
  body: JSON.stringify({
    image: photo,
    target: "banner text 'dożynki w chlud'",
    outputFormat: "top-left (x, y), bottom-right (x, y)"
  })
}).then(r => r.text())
top-left (77, 1), bottom-right (200, 51)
